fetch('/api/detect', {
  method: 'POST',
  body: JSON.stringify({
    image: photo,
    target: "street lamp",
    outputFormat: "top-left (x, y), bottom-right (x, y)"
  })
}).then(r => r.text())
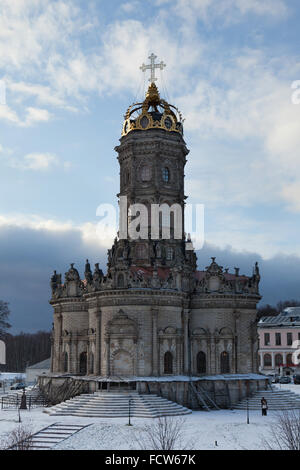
top-left (127, 398), bottom-right (133, 426)
top-left (246, 397), bottom-right (249, 424)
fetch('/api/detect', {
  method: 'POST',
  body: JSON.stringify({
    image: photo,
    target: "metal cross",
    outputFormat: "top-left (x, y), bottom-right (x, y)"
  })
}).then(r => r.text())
top-left (140, 53), bottom-right (166, 83)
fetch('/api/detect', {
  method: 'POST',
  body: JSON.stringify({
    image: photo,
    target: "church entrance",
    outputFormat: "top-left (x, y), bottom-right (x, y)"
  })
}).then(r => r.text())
top-left (79, 352), bottom-right (87, 375)
top-left (112, 350), bottom-right (134, 376)
top-left (220, 351), bottom-right (230, 374)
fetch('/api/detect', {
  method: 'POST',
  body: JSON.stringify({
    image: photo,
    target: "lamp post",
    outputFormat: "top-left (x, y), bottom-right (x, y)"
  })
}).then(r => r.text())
top-left (127, 398), bottom-right (133, 426)
top-left (246, 397), bottom-right (249, 424)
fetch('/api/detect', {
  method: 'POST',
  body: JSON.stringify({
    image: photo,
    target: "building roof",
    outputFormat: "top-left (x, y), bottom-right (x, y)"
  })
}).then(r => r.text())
top-left (27, 358), bottom-right (51, 370)
top-left (258, 314), bottom-right (300, 327)
top-left (282, 307), bottom-right (300, 316)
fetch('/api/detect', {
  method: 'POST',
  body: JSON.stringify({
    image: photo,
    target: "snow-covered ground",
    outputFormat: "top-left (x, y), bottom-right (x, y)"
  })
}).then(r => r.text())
top-left (1, 381), bottom-right (299, 450)
top-left (0, 407), bottom-right (282, 450)
top-left (273, 383), bottom-right (300, 395)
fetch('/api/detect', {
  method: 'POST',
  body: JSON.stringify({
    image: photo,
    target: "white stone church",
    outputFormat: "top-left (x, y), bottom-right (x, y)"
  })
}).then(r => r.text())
top-left (42, 55), bottom-right (267, 408)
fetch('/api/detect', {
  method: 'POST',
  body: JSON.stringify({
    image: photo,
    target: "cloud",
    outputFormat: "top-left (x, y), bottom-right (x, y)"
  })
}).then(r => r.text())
top-left (0, 214), bottom-right (115, 249)
top-left (2, 151), bottom-right (73, 172)
top-left (11, 153), bottom-right (59, 171)
top-left (160, 0), bottom-right (289, 25)
top-left (0, 102), bottom-right (51, 126)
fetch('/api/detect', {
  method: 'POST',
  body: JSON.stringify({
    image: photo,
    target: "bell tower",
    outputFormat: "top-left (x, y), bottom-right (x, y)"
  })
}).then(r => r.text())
top-left (107, 54), bottom-right (196, 285)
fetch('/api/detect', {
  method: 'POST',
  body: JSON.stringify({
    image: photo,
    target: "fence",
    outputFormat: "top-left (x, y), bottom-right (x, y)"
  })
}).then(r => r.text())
top-left (1, 393), bottom-right (49, 410)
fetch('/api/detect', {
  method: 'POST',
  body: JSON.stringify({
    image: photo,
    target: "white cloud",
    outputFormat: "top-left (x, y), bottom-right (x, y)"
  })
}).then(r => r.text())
top-left (0, 103), bottom-right (51, 126)
top-left (22, 107), bottom-right (52, 127)
top-left (8, 80), bottom-right (77, 111)
top-left (281, 184), bottom-right (300, 213)
top-left (177, 49), bottom-right (300, 211)
top-left (0, 213), bottom-right (114, 249)
top-left (161, 0), bottom-right (289, 24)
top-left (0, 0), bottom-right (298, 218)
top-left (0, 104), bottom-right (20, 124)
top-left (9, 153), bottom-right (58, 171)
top-left (6, 152), bottom-right (72, 172)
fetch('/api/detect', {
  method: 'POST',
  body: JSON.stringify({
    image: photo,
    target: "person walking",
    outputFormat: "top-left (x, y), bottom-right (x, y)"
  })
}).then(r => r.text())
top-left (261, 397), bottom-right (268, 416)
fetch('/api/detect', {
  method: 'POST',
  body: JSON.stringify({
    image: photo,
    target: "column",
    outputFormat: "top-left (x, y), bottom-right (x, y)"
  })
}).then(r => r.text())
top-left (183, 309), bottom-right (190, 375)
top-left (54, 313), bottom-right (62, 372)
top-left (95, 311), bottom-right (101, 376)
top-left (152, 308), bottom-right (158, 376)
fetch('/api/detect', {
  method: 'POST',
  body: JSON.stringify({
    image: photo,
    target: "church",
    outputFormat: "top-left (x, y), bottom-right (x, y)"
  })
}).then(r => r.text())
top-left (46, 55), bottom-right (265, 407)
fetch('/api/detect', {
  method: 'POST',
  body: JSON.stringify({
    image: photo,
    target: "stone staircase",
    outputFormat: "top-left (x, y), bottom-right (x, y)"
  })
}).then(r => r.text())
top-left (44, 392), bottom-right (192, 418)
top-left (28, 423), bottom-right (91, 450)
top-left (234, 388), bottom-right (300, 410)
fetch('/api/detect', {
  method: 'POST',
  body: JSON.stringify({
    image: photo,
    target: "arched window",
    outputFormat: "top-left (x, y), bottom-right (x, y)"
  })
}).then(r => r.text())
top-left (117, 273), bottom-right (124, 288)
top-left (286, 353), bottom-right (293, 366)
top-left (89, 353), bottom-right (94, 374)
top-left (164, 351), bottom-right (173, 374)
top-left (263, 353), bottom-right (272, 367)
top-left (162, 167), bottom-right (170, 183)
top-left (141, 165), bottom-right (151, 182)
top-left (275, 354), bottom-right (283, 367)
top-left (136, 244), bottom-right (146, 259)
top-left (79, 352), bottom-right (87, 375)
top-left (197, 351), bottom-right (206, 374)
top-left (166, 247), bottom-right (173, 261)
top-left (220, 351), bottom-right (230, 373)
top-left (63, 352), bottom-right (68, 373)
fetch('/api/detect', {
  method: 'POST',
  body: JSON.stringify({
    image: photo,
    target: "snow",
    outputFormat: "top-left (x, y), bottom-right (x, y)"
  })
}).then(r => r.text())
top-left (0, 406), bottom-right (282, 450)
top-left (273, 383), bottom-right (300, 395)
top-left (0, 373), bottom-right (25, 382)
top-left (1, 382), bottom-right (299, 450)
top-left (47, 373), bottom-right (268, 382)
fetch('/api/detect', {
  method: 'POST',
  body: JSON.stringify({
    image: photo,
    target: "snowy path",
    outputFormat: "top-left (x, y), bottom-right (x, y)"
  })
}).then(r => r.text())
top-left (0, 406), bottom-right (281, 450)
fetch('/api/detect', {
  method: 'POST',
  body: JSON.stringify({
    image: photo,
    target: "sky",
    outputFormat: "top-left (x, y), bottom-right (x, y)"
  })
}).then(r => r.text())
top-left (0, 0), bottom-right (300, 333)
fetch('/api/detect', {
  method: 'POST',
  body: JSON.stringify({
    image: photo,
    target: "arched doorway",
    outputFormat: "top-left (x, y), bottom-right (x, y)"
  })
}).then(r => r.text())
top-left (275, 354), bottom-right (283, 367)
top-left (220, 351), bottom-right (230, 373)
top-left (196, 351), bottom-right (206, 374)
top-left (263, 353), bottom-right (272, 368)
top-left (79, 352), bottom-right (87, 375)
top-left (63, 352), bottom-right (68, 372)
top-left (112, 350), bottom-right (134, 376)
top-left (89, 352), bottom-right (94, 374)
top-left (164, 351), bottom-right (173, 374)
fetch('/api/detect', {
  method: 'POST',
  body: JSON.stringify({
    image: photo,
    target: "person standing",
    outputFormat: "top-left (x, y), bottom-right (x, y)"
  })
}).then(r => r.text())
top-left (261, 397), bottom-right (268, 416)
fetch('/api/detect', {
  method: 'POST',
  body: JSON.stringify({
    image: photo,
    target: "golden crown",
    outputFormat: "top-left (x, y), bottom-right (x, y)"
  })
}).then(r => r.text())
top-left (122, 83), bottom-right (184, 137)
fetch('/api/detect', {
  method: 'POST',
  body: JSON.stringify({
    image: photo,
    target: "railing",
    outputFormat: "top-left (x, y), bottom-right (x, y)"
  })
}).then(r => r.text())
top-left (1, 393), bottom-right (49, 410)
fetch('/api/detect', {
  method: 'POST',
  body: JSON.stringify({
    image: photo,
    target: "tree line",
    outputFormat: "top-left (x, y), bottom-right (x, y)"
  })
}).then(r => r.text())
top-left (257, 299), bottom-right (300, 321)
top-left (1, 300), bottom-right (51, 372)
top-left (0, 330), bottom-right (51, 373)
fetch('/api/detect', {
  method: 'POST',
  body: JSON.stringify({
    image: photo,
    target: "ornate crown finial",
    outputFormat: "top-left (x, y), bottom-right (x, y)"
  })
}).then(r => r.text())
top-left (122, 55), bottom-right (183, 137)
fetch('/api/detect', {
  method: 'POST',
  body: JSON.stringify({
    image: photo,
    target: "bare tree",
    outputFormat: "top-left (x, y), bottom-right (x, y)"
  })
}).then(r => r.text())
top-left (264, 410), bottom-right (300, 450)
top-left (1, 330), bottom-right (51, 372)
top-left (1, 424), bottom-right (34, 450)
top-left (0, 301), bottom-right (11, 337)
top-left (136, 416), bottom-right (192, 450)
